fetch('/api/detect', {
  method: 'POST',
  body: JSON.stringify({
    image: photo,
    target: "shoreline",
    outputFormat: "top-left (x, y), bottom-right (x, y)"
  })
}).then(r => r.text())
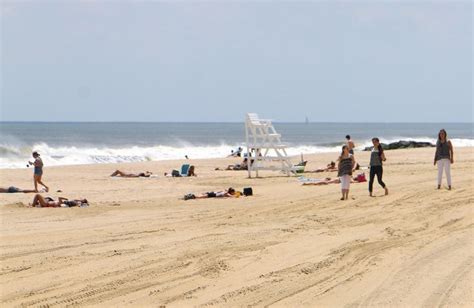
top-left (1, 144), bottom-right (472, 171)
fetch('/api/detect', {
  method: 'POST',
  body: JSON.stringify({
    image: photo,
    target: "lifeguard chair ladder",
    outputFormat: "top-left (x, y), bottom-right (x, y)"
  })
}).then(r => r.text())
top-left (245, 113), bottom-right (295, 178)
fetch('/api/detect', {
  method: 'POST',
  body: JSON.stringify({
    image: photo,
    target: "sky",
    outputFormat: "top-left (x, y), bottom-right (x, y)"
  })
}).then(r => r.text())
top-left (0, 0), bottom-right (472, 122)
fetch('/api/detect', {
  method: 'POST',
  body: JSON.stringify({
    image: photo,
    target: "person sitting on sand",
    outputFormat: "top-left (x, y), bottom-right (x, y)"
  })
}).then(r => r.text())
top-left (110, 170), bottom-right (153, 178)
top-left (164, 165), bottom-right (196, 177)
top-left (29, 194), bottom-right (89, 208)
top-left (184, 187), bottom-right (240, 200)
top-left (353, 163), bottom-right (360, 171)
top-left (0, 186), bottom-right (37, 193)
top-left (226, 158), bottom-right (249, 170)
top-left (312, 161), bottom-right (337, 172)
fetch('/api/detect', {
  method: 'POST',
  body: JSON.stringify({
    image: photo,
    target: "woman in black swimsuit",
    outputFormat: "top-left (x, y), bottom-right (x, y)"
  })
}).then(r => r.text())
top-left (110, 170), bottom-right (152, 178)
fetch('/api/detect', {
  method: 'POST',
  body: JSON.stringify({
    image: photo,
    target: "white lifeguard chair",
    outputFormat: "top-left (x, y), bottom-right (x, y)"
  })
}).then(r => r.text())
top-left (245, 113), bottom-right (296, 178)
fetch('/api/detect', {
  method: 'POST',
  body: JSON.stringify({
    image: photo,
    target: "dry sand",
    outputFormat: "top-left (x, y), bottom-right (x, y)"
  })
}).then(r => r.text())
top-left (1, 147), bottom-right (473, 307)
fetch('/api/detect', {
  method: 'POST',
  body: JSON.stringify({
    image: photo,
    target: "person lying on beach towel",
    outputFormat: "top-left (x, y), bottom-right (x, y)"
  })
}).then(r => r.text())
top-left (184, 187), bottom-right (240, 200)
top-left (309, 162), bottom-right (360, 173)
top-left (110, 170), bottom-right (153, 178)
top-left (300, 177), bottom-right (340, 185)
top-left (0, 186), bottom-right (37, 193)
top-left (301, 173), bottom-right (366, 186)
top-left (29, 194), bottom-right (89, 208)
top-left (311, 161), bottom-right (338, 172)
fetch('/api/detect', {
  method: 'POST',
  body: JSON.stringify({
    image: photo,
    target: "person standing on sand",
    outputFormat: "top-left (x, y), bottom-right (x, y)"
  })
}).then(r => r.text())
top-left (337, 145), bottom-right (355, 200)
top-left (434, 129), bottom-right (454, 190)
top-left (28, 151), bottom-right (49, 193)
top-left (346, 135), bottom-right (355, 154)
top-left (369, 138), bottom-right (388, 197)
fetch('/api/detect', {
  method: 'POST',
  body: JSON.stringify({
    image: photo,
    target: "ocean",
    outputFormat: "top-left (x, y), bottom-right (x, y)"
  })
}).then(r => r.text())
top-left (1, 122), bottom-right (472, 169)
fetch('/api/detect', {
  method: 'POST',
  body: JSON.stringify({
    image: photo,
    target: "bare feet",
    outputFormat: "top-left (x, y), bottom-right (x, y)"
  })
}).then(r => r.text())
top-left (340, 197), bottom-right (345, 201)
top-left (448, 186), bottom-right (452, 190)
top-left (385, 187), bottom-right (389, 195)
top-left (437, 185), bottom-right (441, 190)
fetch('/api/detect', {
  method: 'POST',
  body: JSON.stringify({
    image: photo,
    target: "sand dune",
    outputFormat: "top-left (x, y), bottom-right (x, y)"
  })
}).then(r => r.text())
top-left (1, 148), bottom-right (472, 307)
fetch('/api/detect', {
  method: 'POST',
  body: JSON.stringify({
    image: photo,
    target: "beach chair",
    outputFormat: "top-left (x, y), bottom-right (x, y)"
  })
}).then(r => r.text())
top-left (180, 164), bottom-right (190, 177)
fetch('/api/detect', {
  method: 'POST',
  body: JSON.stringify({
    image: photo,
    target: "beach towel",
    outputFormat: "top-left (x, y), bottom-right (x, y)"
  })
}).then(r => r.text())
top-left (297, 176), bottom-right (326, 183)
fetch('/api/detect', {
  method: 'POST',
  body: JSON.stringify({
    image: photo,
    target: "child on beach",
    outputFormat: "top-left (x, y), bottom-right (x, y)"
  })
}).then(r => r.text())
top-left (28, 151), bottom-right (49, 193)
top-left (434, 129), bottom-right (454, 190)
top-left (337, 145), bottom-right (355, 200)
top-left (369, 138), bottom-right (388, 197)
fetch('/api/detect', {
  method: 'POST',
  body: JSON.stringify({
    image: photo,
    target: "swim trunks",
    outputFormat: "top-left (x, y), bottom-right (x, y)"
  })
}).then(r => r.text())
top-left (8, 186), bottom-right (20, 193)
top-left (34, 167), bottom-right (43, 176)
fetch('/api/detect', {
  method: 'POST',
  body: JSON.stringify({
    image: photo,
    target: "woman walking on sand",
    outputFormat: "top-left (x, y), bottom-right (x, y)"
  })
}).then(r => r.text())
top-left (369, 138), bottom-right (388, 197)
top-left (28, 151), bottom-right (49, 192)
top-left (337, 145), bottom-right (355, 200)
top-left (434, 129), bottom-right (454, 190)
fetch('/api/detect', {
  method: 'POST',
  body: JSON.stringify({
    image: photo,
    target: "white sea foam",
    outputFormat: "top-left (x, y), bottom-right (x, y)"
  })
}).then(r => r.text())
top-left (0, 137), bottom-right (472, 169)
top-left (357, 137), bottom-right (474, 150)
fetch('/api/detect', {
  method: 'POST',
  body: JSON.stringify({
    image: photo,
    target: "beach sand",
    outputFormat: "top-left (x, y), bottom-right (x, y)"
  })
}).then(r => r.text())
top-left (1, 147), bottom-right (473, 307)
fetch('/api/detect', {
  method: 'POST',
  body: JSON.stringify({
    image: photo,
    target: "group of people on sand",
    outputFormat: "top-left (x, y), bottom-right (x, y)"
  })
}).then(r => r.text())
top-left (2, 151), bottom-right (50, 194)
top-left (3, 129), bottom-right (455, 205)
top-left (309, 130), bottom-right (454, 201)
top-left (1, 151), bottom-right (89, 208)
top-left (110, 166), bottom-right (196, 178)
top-left (335, 137), bottom-right (388, 200)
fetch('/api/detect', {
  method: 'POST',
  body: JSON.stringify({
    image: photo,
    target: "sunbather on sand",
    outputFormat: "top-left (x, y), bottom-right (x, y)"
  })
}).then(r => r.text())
top-left (29, 194), bottom-right (89, 208)
top-left (312, 161), bottom-right (338, 172)
top-left (184, 187), bottom-right (239, 200)
top-left (0, 186), bottom-right (37, 193)
top-left (214, 158), bottom-right (253, 171)
top-left (110, 170), bottom-right (152, 178)
top-left (302, 173), bottom-right (366, 186)
top-left (226, 158), bottom-right (249, 170)
top-left (310, 161), bottom-right (359, 173)
top-left (302, 177), bottom-right (340, 186)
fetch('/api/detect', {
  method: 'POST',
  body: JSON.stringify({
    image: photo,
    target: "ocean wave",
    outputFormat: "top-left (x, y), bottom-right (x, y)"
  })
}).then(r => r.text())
top-left (356, 137), bottom-right (474, 150)
top-left (0, 137), bottom-right (472, 169)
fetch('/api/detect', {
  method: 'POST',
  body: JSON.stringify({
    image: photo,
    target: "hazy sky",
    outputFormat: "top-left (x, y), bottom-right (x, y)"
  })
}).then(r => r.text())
top-left (1, 1), bottom-right (472, 122)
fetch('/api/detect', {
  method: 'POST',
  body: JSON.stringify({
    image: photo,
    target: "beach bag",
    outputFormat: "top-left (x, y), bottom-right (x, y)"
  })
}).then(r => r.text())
top-left (356, 173), bottom-right (367, 182)
top-left (171, 170), bottom-right (181, 177)
top-left (243, 187), bottom-right (253, 196)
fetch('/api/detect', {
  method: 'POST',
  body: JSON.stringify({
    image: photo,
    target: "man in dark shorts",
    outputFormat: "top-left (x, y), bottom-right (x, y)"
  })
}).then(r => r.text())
top-left (0, 186), bottom-right (36, 193)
